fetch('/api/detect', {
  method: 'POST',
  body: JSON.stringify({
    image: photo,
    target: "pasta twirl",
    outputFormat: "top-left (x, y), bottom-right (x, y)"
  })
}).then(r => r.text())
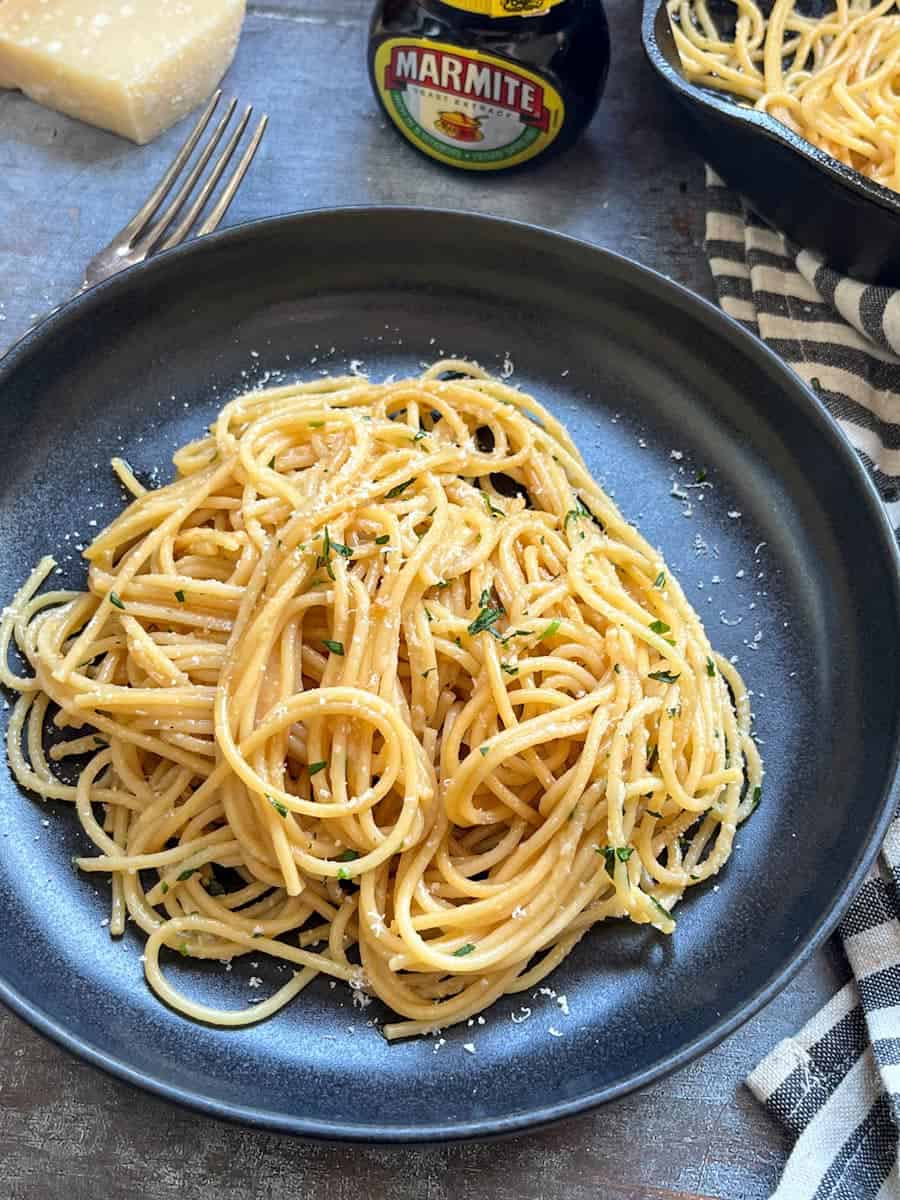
top-left (0, 363), bottom-right (761, 1038)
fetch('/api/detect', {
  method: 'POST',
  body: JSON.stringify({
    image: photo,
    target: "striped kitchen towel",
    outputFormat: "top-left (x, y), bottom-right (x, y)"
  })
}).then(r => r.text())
top-left (705, 169), bottom-right (900, 1200)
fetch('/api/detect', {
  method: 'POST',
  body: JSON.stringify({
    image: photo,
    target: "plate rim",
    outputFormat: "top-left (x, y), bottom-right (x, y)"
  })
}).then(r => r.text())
top-left (1, 205), bottom-right (898, 1142)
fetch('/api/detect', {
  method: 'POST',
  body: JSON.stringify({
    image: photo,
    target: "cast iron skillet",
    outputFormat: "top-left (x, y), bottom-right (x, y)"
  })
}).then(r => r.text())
top-left (0, 209), bottom-right (898, 1141)
top-left (643, 0), bottom-right (900, 284)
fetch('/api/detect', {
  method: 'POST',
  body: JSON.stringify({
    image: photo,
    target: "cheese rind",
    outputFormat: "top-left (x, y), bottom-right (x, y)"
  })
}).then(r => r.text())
top-left (0, 0), bottom-right (247, 143)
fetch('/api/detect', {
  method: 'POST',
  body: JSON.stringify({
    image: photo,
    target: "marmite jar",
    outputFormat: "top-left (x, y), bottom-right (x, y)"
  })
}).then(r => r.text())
top-left (368, 0), bottom-right (611, 171)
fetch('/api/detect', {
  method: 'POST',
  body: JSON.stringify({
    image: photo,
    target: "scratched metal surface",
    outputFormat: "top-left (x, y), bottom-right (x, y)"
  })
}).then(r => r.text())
top-left (0, 1), bottom-right (849, 1197)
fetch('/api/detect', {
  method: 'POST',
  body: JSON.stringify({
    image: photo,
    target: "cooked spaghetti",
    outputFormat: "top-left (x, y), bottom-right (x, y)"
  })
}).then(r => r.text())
top-left (669, 0), bottom-right (900, 192)
top-left (0, 363), bottom-right (761, 1038)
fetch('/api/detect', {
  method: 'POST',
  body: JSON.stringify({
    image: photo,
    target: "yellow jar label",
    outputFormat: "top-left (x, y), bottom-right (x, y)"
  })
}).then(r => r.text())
top-left (438, 0), bottom-right (566, 15)
top-left (374, 39), bottom-right (566, 171)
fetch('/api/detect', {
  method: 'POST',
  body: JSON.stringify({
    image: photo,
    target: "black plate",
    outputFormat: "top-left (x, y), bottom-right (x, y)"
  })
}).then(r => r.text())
top-left (642, 0), bottom-right (900, 284)
top-left (1, 209), bottom-right (898, 1141)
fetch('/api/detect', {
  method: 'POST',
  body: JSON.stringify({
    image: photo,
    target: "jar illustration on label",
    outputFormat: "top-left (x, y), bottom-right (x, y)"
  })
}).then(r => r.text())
top-left (435, 112), bottom-right (484, 142)
top-left (368, 1), bottom-right (610, 172)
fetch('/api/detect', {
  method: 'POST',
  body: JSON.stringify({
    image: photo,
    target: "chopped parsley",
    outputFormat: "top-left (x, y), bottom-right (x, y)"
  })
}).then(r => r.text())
top-left (499, 628), bottom-right (533, 645)
top-left (654, 571), bottom-right (666, 588)
top-left (413, 429), bottom-right (427, 441)
top-left (563, 498), bottom-right (590, 529)
top-left (501, 663), bottom-right (518, 676)
top-left (308, 761), bottom-right (327, 776)
top-left (482, 492), bottom-right (504, 518)
top-left (375, 534), bottom-right (390, 545)
top-left (453, 943), bottom-right (476, 957)
top-left (268, 795), bottom-right (289, 818)
top-left (176, 868), bottom-right (198, 881)
top-left (696, 468), bottom-right (707, 483)
top-left (649, 619), bottom-right (670, 635)
top-left (331, 539), bottom-right (353, 559)
top-left (337, 867), bottom-right (351, 881)
top-left (706, 656), bottom-right (716, 677)
top-left (268, 456), bottom-right (276, 469)
top-left (160, 881), bottom-right (169, 894)
top-left (316, 528), bottom-right (336, 580)
top-left (385, 478), bottom-right (414, 500)
top-left (323, 639), bottom-right (345, 655)
top-left (205, 878), bottom-right (226, 896)
top-left (596, 845), bottom-right (634, 875)
top-left (109, 592), bottom-right (125, 610)
top-left (468, 603), bottom-right (504, 637)
top-left (539, 619), bottom-right (561, 641)
top-left (178, 942), bottom-right (190, 957)
top-left (649, 670), bottom-right (681, 684)
top-left (749, 785), bottom-right (762, 814)
top-left (596, 846), bottom-right (612, 870)
top-left (174, 589), bottom-right (186, 603)
top-left (650, 896), bottom-right (674, 925)
top-left (337, 849), bottom-right (360, 862)
top-left (308, 420), bottom-right (325, 428)
top-left (436, 579), bottom-right (450, 589)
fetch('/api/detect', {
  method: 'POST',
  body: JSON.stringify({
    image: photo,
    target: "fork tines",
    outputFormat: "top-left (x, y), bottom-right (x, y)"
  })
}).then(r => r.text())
top-left (84, 91), bottom-right (268, 288)
top-left (133, 91), bottom-right (268, 255)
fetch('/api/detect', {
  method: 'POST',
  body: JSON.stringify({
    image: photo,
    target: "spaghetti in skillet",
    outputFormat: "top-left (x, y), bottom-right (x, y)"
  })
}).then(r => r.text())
top-left (670, 0), bottom-right (900, 193)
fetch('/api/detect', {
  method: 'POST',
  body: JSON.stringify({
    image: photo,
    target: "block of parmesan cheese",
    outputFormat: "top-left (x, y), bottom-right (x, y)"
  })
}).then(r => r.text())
top-left (0, 0), bottom-right (246, 143)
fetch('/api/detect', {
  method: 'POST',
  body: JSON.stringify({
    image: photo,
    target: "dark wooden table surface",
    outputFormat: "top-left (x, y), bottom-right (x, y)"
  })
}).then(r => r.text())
top-left (0, 2), bottom-right (849, 1197)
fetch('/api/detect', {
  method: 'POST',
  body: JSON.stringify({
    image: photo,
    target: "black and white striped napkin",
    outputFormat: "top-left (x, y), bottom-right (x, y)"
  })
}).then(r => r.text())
top-left (705, 169), bottom-right (900, 1200)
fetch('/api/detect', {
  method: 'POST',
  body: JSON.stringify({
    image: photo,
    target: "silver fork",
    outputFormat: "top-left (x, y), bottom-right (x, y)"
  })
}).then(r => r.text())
top-left (81, 91), bottom-right (268, 292)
